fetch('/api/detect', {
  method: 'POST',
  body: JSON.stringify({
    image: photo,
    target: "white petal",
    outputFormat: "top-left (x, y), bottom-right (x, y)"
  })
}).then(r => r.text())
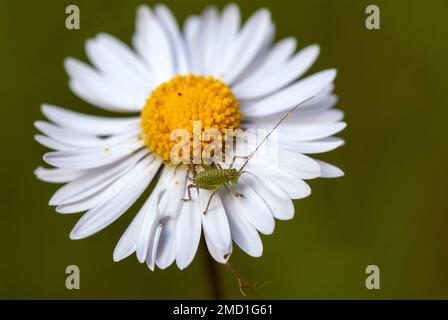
top-left (292, 109), bottom-right (344, 124)
top-left (297, 93), bottom-right (338, 112)
top-left (175, 191), bottom-right (201, 269)
top-left (113, 204), bottom-right (146, 262)
top-left (199, 7), bottom-right (220, 75)
top-left (280, 137), bottom-right (345, 154)
top-left (242, 69), bottom-right (337, 118)
top-left (234, 45), bottom-right (320, 99)
top-left (233, 24), bottom-right (275, 83)
top-left (246, 143), bottom-right (322, 180)
top-left (208, 4), bottom-right (241, 77)
top-left (43, 138), bottom-right (144, 170)
top-left (55, 195), bottom-right (99, 214)
top-left (65, 58), bottom-right (140, 112)
top-left (246, 164), bottom-right (311, 200)
top-left (57, 157), bottom-right (160, 214)
top-left (201, 192), bottom-right (232, 263)
top-left (34, 167), bottom-right (85, 183)
top-left (155, 218), bottom-right (177, 269)
top-left (157, 167), bottom-right (187, 219)
top-left (41, 104), bottom-right (140, 135)
top-left (219, 9), bottom-right (272, 84)
top-left (136, 167), bottom-right (175, 262)
top-left (183, 16), bottom-right (202, 74)
top-left (231, 131), bottom-right (321, 179)
top-left (230, 176), bottom-right (275, 234)
top-left (146, 224), bottom-right (162, 271)
top-left (316, 160), bottom-right (344, 178)
top-left (85, 39), bottom-right (151, 108)
top-left (50, 149), bottom-right (148, 206)
top-left (277, 122), bottom-right (347, 142)
top-left (243, 172), bottom-right (295, 220)
top-left (245, 94), bottom-right (339, 127)
top-left (154, 4), bottom-right (189, 74)
top-left (133, 5), bottom-right (175, 82)
top-left (36, 122), bottom-right (140, 150)
top-left (243, 93), bottom-right (338, 130)
top-left (35, 134), bottom-right (71, 151)
top-left (220, 190), bottom-right (263, 257)
top-left (69, 156), bottom-right (159, 239)
top-left (86, 33), bottom-right (155, 89)
top-left (35, 121), bottom-right (107, 148)
top-left (37, 131), bottom-right (141, 152)
top-left (233, 37), bottom-right (296, 87)
top-left (134, 191), bottom-right (162, 263)
top-left (203, 234), bottom-right (232, 265)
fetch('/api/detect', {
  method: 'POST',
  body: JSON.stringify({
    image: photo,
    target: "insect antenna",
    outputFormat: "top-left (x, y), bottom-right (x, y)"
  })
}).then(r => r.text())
top-left (238, 96), bottom-right (314, 173)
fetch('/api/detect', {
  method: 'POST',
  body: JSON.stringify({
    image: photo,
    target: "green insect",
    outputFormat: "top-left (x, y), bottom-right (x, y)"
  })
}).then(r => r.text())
top-left (182, 97), bottom-right (313, 214)
top-left (182, 157), bottom-right (248, 214)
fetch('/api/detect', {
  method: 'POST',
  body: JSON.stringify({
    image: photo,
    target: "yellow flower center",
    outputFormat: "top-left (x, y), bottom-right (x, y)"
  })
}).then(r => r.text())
top-left (141, 74), bottom-right (241, 162)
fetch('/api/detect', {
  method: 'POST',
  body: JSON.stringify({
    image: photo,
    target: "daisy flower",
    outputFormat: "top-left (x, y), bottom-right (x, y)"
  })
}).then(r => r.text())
top-left (34, 4), bottom-right (345, 271)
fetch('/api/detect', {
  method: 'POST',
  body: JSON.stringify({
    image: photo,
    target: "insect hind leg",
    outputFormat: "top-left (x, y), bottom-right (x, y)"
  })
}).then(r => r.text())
top-left (182, 184), bottom-right (199, 202)
top-left (225, 184), bottom-right (244, 199)
top-left (203, 189), bottom-right (219, 215)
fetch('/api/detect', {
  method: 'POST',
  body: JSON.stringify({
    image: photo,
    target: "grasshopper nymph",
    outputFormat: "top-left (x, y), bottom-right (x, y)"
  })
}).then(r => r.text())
top-left (182, 97), bottom-right (313, 214)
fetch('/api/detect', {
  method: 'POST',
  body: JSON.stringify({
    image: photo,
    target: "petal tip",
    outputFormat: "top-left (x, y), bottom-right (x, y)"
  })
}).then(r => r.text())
top-left (113, 250), bottom-right (125, 262)
top-left (69, 229), bottom-right (82, 240)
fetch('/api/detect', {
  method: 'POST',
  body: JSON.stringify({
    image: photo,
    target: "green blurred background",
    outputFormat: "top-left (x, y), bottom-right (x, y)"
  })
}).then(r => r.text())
top-left (1, 0), bottom-right (447, 299)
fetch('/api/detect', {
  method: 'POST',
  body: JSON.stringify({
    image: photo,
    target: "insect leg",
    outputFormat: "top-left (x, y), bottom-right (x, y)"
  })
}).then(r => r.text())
top-left (203, 189), bottom-right (219, 215)
top-left (173, 163), bottom-right (182, 175)
top-left (186, 165), bottom-right (195, 182)
top-left (224, 184), bottom-right (244, 199)
top-left (225, 261), bottom-right (267, 296)
top-left (182, 184), bottom-right (199, 202)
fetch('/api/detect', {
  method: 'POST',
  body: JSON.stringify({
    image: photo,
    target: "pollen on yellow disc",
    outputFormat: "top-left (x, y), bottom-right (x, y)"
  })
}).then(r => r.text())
top-left (141, 74), bottom-right (241, 161)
